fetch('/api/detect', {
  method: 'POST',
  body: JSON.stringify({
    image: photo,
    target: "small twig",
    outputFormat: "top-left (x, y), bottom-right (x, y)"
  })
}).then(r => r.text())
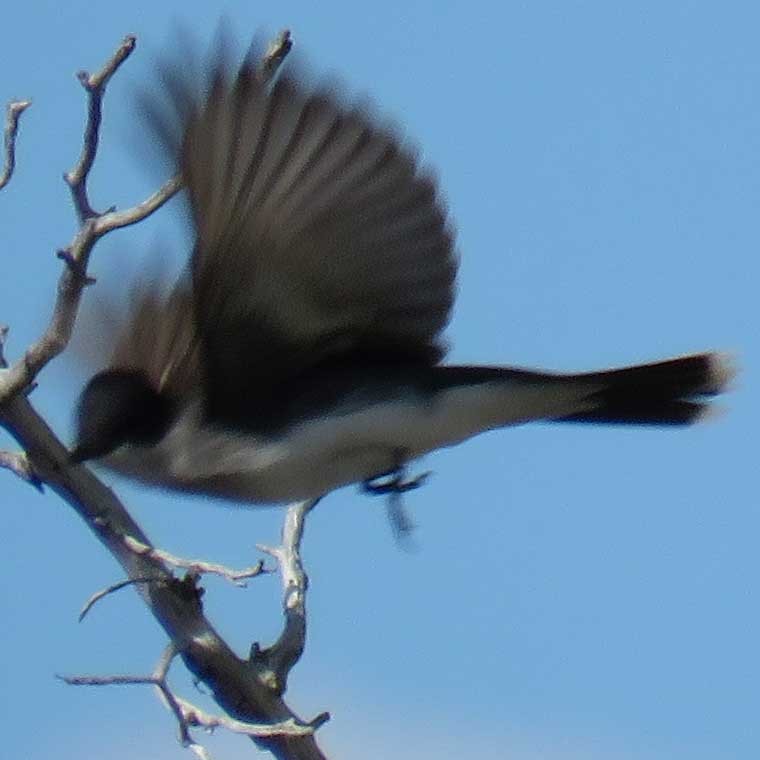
top-left (0, 100), bottom-right (31, 191)
top-left (79, 576), bottom-right (165, 621)
top-left (151, 644), bottom-right (199, 751)
top-left (173, 697), bottom-right (314, 739)
top-left (0, 41), bottom-right (181, 407)
top-left (0, 449), bottom-right (43, 490)
top-left (59, 644), bottom-right (316, 745)
top-left (255, 499), bottom-right (319, 692)
top-left (259, 30), bottom-right (293, 83)
top-left (122, 534), bottom-right (269, 585)
top-left (61, 673), bottom-right (159, 687)
top-left (94, 174), bottom-right (182, 233)
top-left (65, 35), bottom-right (137, 220)
top-left (0, 184), bottom-right (177, 403)
top-left (0, 29), bottom-right (283, 405)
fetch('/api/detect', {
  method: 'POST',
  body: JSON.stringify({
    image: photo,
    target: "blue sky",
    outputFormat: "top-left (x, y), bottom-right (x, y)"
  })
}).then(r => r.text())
top-left (0, 2), bottom-right (757, 759)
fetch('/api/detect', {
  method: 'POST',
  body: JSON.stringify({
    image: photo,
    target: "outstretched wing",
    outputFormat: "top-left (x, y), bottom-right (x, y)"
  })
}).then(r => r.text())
top-left (142, 37), bottom-right (458, 423)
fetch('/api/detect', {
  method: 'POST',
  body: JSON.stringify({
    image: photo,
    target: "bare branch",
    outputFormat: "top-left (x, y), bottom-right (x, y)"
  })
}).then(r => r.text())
top-left (154, 641), bottom-right (177, 679)
top-left (59, 644), bottom-right (316, 749)
top-left (94, 174), bottom-right (182, 233)
top-left (0, 449), bottom-right (43, 490)
top-left (79, 536), bottom-right (269, 623)
top-left (0, 32), bottom-right (324, 760)
top-left (64, 35), bottom-right (136, 220)
top-left (0, 100), bottom-right (31, 191)
top-left (123, 534), bottom-right (269, 585)
top-left (61, 673), bottom-right (158, 687)
top-left (255, 500), bottom-right (319, 693)
top-left (59, 675), bottom-right (313, 739)
top-left (152, 644), bottom-right (199, 751)
top-left (79, 576), bottom-right (165, 621)
top-left (1, 392), bottom-right (324, 760)
top-left (0, 63), bottom-right (180, 407)
top-left (174, 698), bottom-right (314, 739)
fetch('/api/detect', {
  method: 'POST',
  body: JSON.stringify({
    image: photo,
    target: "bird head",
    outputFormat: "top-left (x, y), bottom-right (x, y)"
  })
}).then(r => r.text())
top-left (70, 369), bottom-right (175, 463)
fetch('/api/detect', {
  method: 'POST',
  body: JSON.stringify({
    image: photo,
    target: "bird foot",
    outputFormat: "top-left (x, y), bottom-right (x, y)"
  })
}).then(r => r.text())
top-left (362, 467), bottom-right (431, 496)
top-left (362, 465), bottom-right (431, 543)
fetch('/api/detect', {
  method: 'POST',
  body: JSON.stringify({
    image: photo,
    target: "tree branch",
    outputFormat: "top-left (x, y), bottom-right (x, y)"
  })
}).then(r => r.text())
top-left (122, 534), bottom-right (269, 585)
top-left (0, 99), bottom-right (31, 191)
top-left (60, 644), bottom-right (319, 759)
top-left (64, 35), bottom-right (137, 220)
top-left (1, 392), bottom-right (327, 760)
top-left (60, 649), bottom-right (315, 742)
top-left (0, 43), bottom-right (181, 407)
top-left (256, 500), bottom-right (318, 694)
top-left (0, 448), bottom-right (43, 490)
top-left (79, 576), bottom-right (166, 622)
top-left (0, 32), bottom-right (327, 760)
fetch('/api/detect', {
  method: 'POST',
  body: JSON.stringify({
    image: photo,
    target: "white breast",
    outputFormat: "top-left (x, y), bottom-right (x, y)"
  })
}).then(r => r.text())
top-left (102, 378), bottom-right (595, 505)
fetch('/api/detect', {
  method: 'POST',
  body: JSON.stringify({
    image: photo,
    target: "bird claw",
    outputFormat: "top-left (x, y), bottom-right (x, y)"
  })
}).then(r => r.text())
top-left (362, 465), bottom-right (431, 544)
top-left (362, 468), bottom-right (431, 496)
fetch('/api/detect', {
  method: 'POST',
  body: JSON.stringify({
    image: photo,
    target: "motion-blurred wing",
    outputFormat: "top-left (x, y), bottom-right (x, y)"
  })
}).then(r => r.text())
top-left (142, 38), bottom-right (458, 419)
top-left (97, 276), bottom-right (202, 402)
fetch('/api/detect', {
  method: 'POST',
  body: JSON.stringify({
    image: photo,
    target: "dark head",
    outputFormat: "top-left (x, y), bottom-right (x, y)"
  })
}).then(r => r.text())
top-left (70, 369), bottom-right (176, 463)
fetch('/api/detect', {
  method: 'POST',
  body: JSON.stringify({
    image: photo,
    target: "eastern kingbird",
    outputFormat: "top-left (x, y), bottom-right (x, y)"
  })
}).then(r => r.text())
top-left (70, 38), bottom-right (733, 506)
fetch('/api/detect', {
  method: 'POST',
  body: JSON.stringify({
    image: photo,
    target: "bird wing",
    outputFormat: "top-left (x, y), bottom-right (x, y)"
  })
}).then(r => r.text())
top-left (90, 274), bottom-right (202, 402)
top-left (142, 39), bottom-right (458, 422)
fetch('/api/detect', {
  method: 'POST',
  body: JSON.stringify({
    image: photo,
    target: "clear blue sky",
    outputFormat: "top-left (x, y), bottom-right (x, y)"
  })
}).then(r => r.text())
top-left (1, 2), bottom-right (757, 759)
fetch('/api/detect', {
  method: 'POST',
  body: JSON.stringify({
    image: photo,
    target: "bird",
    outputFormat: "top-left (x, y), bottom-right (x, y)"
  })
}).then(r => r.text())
top-left (70, 34), bottom-right (734, 510)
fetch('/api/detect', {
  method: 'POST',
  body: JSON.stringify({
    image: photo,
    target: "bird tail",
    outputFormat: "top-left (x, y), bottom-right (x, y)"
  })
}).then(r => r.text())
top-left (431, 351), bottom-right (734, 438)
top-left (320, 352), bottom-right (734, 468)
top-left (554, 352), bottom-right (734, 425)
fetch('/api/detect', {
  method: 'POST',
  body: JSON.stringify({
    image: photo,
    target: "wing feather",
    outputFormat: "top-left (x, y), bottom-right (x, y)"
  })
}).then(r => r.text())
top-left (141, 35), bottom-right (458, 420)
